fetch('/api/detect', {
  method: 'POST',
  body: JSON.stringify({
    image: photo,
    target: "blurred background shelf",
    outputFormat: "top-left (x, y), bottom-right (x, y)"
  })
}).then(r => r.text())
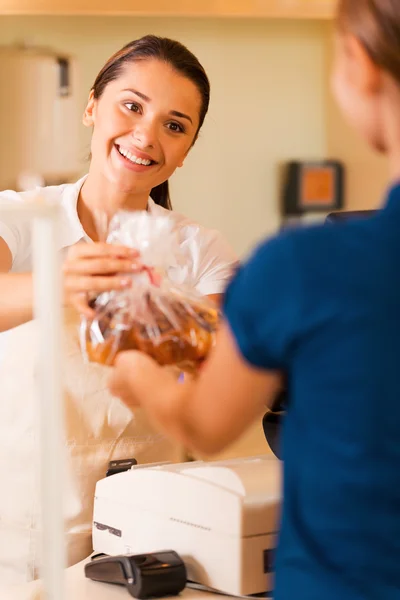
top-left (0, 0), bottom-right (336, 18)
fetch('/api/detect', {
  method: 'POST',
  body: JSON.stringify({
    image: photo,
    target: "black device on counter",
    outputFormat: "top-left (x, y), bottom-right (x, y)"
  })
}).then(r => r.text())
top-left (262, 209), bottom-right (378, 459)
top-left (326, 209), bottom-right (376, 223)
top-left (106, 458), bottom-right (138, 477)
top-left (85, 550), bottom-right (187, 599)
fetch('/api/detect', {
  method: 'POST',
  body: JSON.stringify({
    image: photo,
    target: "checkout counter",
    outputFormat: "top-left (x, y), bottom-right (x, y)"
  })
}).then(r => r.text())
top-left (4, 455), bottom-right (280, 600)
top-left (3, 557), bottom-right (236, 600)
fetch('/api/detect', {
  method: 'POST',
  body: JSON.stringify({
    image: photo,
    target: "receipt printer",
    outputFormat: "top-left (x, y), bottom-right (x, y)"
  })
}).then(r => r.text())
top-left (92, 455), bottom-right (281, 596)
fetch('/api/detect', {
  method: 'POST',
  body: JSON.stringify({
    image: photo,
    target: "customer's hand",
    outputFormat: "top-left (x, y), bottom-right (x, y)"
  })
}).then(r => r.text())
top-left (63, 242), bottom-right (141, 316)
top-left (108, 351), bottom-right (167, 407)
top-left (108, 351), bottom-right (182, 438)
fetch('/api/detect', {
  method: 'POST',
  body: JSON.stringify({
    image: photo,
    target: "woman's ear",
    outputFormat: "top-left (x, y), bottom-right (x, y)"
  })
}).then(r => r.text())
top-left (347, 34), bottom-right (381, 95)
top-left (83, 90), bottom-right (96, 127)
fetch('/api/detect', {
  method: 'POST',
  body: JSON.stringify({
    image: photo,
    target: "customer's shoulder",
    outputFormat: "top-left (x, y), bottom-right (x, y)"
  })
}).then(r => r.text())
top-left (268, 216), bottom-right (371, 255)
top-left (243, 220), bottom-right (344, 274)
top-left (250, 216), bottom-right (380, 284)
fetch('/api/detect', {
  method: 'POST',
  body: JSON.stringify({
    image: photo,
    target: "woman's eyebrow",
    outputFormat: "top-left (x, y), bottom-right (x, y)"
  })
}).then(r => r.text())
top-left (122, 88), bottom-right (150, 102)
top-left (169, 110), bottom-right (193, 124)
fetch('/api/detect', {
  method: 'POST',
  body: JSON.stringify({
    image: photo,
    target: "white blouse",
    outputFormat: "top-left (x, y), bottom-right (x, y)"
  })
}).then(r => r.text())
top-left (0, 175), bottom-right (238, 296)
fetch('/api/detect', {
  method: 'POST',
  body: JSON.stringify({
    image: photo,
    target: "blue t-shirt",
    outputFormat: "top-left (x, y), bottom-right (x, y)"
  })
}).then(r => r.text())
top-left (223, 184), bottom-right (400, 600)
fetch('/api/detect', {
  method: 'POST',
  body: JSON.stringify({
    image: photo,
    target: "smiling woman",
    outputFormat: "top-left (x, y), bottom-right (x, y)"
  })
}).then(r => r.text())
top-left (84, 60), bottom-right (199, 208)
top-left (83, 35), bottom-right (210, 215)
top-left (0, 35), bottom-right (238, 585)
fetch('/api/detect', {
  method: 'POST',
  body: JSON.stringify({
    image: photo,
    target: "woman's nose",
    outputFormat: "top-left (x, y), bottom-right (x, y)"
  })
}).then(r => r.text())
top-left (132, 119), bottom-right (157, 149)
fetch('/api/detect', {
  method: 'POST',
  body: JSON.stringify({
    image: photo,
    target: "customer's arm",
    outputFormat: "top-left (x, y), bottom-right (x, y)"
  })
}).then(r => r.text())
top-left (109, 233), bottom-right (299, 456)
top-left (108, 322), bottom-right (282, 456)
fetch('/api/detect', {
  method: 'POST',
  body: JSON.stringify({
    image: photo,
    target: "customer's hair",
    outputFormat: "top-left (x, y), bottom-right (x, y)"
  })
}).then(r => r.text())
top-left (337, 0), bottom-right (400, 86)
top-left (91, 35), bottom-right (211, 210)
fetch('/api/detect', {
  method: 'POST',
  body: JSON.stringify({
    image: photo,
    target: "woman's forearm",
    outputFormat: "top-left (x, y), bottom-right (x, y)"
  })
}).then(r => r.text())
top-left (0, 272), bottom-right (34, 331)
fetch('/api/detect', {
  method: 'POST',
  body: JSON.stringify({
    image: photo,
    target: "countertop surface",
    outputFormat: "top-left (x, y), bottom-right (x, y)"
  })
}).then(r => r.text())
top-left (3, 557), bottom-right (241, 600)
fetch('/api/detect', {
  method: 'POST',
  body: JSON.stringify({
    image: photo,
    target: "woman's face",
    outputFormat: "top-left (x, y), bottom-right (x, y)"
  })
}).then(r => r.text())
top-left (84, 58), bottom-right (202, 195)
top-left (331, 32), bottom-right (386, 153)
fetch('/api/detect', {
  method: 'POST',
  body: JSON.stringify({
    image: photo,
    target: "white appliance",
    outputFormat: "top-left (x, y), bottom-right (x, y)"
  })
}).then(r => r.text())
top-left (0, 45), bottom-right (81, 190)
top-left (92, 455), bottom-right (282, 596)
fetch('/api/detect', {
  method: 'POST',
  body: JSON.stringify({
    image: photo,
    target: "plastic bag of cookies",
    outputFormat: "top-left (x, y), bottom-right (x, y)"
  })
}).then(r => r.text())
top-left (79, 211), bottom-right (219, 372)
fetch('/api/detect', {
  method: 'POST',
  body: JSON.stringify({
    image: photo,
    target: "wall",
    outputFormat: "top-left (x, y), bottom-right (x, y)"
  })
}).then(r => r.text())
top-left (0, 16), bottom-right (330, 256)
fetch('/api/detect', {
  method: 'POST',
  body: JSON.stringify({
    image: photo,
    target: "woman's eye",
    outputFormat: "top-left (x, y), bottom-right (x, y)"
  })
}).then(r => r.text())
top-left (125, 102), bottom-right (141, 113)
top-left (167, 122), bottom-right (184, 133)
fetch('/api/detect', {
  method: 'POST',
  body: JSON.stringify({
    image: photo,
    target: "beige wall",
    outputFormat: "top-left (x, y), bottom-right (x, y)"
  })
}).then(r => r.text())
top-left (0, 16), bottom-right (330, 256)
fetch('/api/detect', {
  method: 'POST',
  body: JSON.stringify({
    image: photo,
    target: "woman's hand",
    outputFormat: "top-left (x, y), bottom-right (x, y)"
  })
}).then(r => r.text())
top-left (63, 242), bottom-right (140, 316)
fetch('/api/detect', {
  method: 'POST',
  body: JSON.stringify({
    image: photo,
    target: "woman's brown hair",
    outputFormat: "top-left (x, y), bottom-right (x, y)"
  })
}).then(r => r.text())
top-left (337, 0), bottom-right (400, 85)
top-left (91, 35), bottom-right (210, 210)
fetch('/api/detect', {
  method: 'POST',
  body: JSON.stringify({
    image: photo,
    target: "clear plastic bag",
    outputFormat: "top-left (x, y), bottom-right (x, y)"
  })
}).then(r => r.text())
top-left (79, 211), bottom-right (220, 372)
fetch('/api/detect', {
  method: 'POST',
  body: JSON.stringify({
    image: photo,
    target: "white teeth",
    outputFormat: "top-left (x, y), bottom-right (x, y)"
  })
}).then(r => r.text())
top-left (117, 146), bottom-right (152, 166)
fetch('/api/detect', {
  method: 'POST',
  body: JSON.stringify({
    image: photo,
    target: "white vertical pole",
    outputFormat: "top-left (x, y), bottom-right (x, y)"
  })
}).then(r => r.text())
top-left (32, 205), bottom-right (65, 600)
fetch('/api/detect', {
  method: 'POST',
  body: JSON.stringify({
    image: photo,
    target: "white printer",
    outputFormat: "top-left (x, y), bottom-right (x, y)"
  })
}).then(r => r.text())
top-left (92, 455), bottom-right (281, 596)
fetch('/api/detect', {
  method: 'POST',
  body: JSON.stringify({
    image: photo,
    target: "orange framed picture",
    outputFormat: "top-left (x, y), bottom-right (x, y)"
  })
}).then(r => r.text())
top-left (282, 161), bottom-right (344, 215)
